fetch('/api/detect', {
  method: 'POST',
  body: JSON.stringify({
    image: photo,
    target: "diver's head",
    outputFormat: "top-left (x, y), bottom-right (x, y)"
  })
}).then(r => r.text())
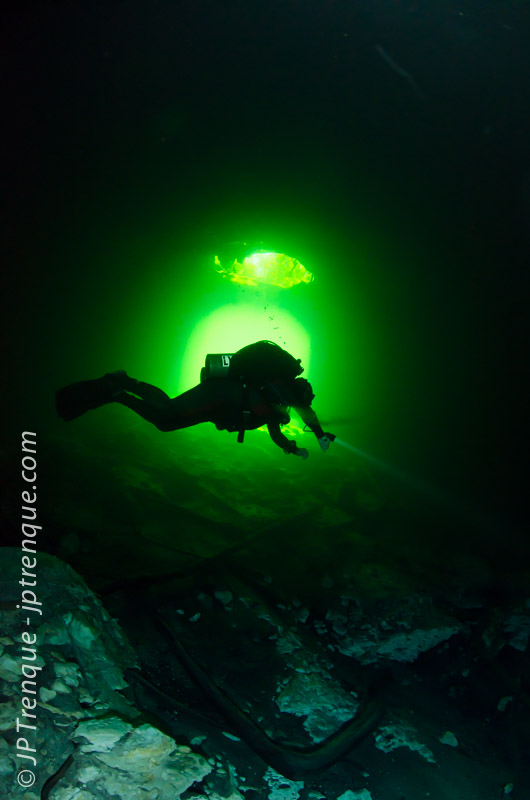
top-left (282, 377), bottom-right (314, 407)
top-left (263, 377), bottom-right (314, 407)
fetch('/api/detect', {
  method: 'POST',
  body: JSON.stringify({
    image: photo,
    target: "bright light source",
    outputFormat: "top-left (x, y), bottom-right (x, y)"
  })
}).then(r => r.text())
top-left (214, 250), bottom-right (313, 289)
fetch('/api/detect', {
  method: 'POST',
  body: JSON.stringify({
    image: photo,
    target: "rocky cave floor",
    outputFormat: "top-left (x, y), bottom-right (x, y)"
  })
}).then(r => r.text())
top-left (1, 431), bottom-right (530, 800)
top-left (2, 535), bottom-right (529, 800)
top-left (104, 559), bottom-right (529, 800)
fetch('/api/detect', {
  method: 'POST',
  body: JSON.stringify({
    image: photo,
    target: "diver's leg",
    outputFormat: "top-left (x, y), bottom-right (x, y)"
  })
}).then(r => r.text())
top-left (113, 392), bottom-right (175, 430)
top-left (121, 378), bottom-right (172, 408)
top-left (56, 375), bottom-right (133, 422)
top-left (114, 379), bottom-right (240, 432)
top-left (164, 379), bottom-right (241, 429)
top-left (56, 372), bottom-right (173, 423)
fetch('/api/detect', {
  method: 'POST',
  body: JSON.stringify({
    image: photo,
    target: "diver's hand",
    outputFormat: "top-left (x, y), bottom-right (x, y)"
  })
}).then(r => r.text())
top-left (318, 432), bottom-right (335, 452)
top-left (284, 442), bottom-right (309, 459)
top-left (294, 447), bottom-right (309, 459)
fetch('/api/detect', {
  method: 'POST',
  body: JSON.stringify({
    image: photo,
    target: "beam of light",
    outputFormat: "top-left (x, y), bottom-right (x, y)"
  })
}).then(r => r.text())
top-left (334, 438), bottom-right (452, 506)
top-left (334, 437), bottom-right (500, 532)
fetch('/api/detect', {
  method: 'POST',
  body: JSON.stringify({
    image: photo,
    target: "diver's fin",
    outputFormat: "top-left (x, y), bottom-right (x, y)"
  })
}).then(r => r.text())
top-left (55, 377), bottom-right (118, 421)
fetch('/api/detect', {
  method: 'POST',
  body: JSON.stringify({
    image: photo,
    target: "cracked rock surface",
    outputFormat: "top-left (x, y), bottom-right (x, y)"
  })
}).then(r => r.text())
top-left (1, 537), bottom-right (529, 800)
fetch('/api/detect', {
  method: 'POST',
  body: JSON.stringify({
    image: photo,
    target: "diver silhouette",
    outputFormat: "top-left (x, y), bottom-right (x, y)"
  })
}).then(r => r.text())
top-left (55, 341), bottom-right (335, 458)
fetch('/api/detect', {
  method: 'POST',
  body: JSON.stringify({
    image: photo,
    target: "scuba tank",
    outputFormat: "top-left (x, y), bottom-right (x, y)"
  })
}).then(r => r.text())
top-left (200, 343), bottom-right (304, 444)
top-left (201, 342), bottom-right (303, 386)
top-left (200, 353), bottom-right (233, 382)
top-left (200, 353), bottom-right (248, 443)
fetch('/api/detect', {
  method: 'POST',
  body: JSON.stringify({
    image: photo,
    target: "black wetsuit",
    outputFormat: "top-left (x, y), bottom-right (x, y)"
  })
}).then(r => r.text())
top-left (113, 375), bottom-right (317, 452)
top-left (116, 375), bottom-right (285, 431)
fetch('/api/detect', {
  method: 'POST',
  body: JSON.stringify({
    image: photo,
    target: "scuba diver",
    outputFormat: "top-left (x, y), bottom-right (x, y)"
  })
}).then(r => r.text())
top-left (56, 340), bottom-right (335, 458)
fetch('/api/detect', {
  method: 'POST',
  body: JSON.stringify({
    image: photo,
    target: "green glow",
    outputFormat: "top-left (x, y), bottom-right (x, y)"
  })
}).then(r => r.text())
top-left (215, 251), bottom-right (313, 289)
top-left (121, 231), bottom-right (380, 463)
top-left (258, 418), bottom-right (306, 437)
top-left (176, 303), bottom-right (310, 394)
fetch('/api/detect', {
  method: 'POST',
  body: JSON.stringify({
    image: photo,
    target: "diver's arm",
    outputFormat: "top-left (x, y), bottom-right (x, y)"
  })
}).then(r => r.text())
top-left (294, 405), bottom-right (325, 439)
top-left (294, 406), bottom-right (335, 452)
top-left (266, 422), bottom-right (308, 458)
top-left (266, 421), bottom-right (295, 451)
